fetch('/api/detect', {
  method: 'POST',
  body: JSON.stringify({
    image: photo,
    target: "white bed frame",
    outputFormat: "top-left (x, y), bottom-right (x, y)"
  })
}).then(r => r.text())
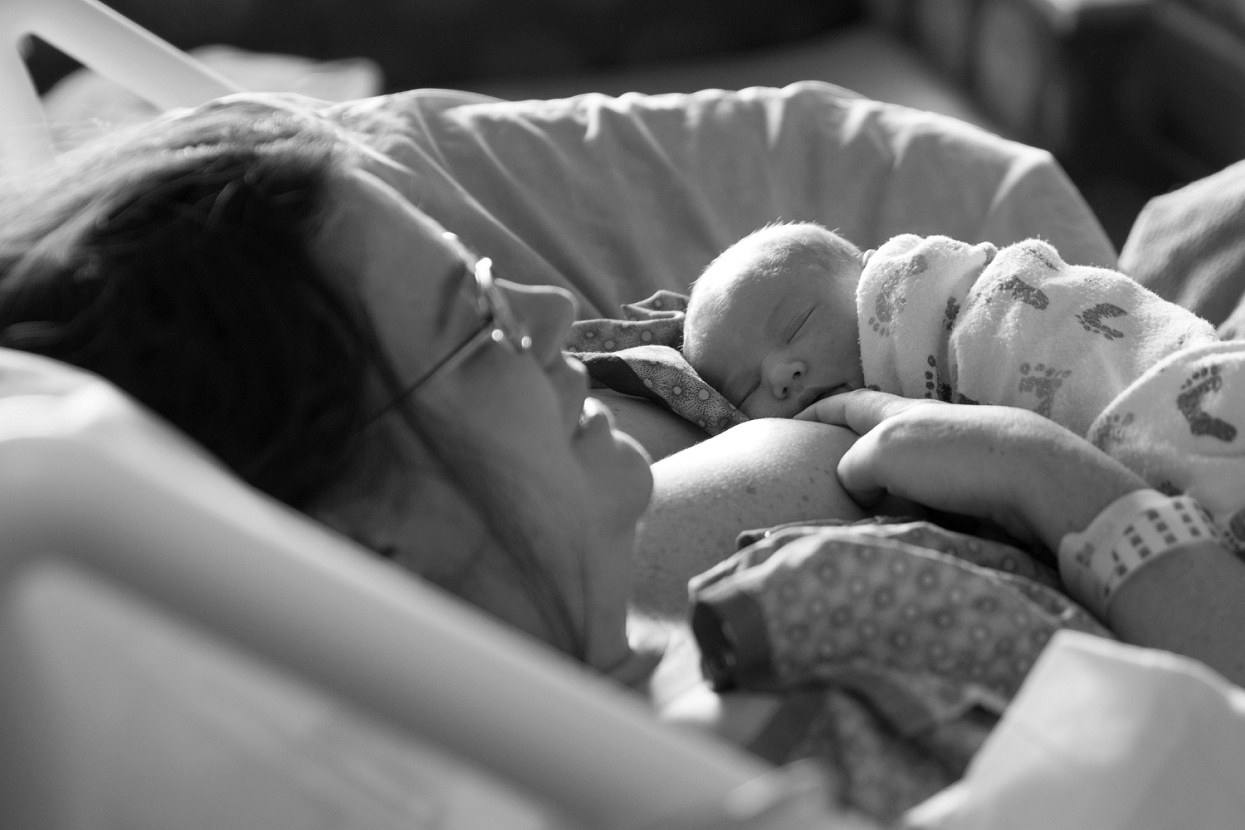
top-left (0, 0), bottom-right (238, 173)
top-left (0, 352), bottom-right (778, 829)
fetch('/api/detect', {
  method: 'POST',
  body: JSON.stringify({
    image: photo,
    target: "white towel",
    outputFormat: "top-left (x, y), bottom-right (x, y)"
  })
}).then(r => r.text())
top-left (857, 235), bottom-right (1245, 547)
top-left (858, 234), bottom-right (1216, 436)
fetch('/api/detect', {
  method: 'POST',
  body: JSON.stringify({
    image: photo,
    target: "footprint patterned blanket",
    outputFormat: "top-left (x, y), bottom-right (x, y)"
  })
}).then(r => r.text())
top-left (859, 234), bottom-right (1245, 547)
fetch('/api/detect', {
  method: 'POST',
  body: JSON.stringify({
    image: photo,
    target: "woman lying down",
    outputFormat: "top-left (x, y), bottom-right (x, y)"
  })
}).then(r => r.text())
top-left (1, 97), bottom-right (1242, 826)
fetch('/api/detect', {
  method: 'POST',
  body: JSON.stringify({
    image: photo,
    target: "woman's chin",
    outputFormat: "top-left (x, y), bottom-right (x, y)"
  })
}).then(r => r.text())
top-left (613, 424), bottom-right (653, 466)
top-left (575, 402), bottom-right (655, 530)
top-left (613, 429), bottom-right (656, 520)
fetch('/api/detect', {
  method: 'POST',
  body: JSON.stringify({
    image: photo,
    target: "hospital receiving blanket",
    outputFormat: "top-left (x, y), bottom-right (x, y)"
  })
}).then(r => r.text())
top-left (857, 235), bottom-right (1245, 547)
top-left (857, 234), bottom-right (1215, 436)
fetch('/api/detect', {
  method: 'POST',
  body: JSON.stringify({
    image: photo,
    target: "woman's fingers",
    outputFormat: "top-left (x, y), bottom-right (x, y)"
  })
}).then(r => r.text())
top-left (801, 393), bottom-right (1153, 552)
top-left (794, 389), bottom-right (943, 433)
top-left (792, 394), bottom-right (850, 425)
top-left (792, 391), bottom-right (950, 506)
top-left (833, 400), bottom-right (1008, 515)
top-left (834, 428), bottom-right (892, 507)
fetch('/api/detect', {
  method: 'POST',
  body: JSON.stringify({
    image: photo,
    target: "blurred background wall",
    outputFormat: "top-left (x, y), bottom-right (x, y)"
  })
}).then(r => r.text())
top-left (27, 0), bottom-right (1245, 248)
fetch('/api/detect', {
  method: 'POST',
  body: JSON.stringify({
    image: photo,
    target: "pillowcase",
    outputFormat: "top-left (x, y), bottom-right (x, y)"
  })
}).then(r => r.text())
top-left (327, 81), bottom-right (1118, 320)
top-left (1119, 158), bottom-right (1245, 338)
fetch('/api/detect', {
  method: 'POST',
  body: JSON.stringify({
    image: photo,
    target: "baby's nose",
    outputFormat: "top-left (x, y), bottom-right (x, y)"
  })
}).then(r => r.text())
top-left (764, 357), bottom-right (805, 399)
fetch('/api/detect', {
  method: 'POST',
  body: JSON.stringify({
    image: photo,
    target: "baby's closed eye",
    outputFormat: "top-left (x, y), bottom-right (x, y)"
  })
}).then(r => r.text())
top-left (784, 307), bottom-right (814, 342)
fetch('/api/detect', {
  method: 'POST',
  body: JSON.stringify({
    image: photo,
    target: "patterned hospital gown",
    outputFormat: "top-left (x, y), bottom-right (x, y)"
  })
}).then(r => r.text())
top-left (687, 517), bottom-right (1110, 821)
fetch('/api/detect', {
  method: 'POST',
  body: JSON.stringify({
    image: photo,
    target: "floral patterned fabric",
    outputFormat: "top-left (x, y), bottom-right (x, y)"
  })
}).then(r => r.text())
top-left (688, 518), bottom-right (1111, 822)
top-left (566, 290), bottom-right (748, 435)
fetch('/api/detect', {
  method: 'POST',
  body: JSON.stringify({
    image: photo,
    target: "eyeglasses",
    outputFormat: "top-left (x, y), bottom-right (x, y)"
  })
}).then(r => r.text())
top-left (400, 235), bottom-right (533, 400)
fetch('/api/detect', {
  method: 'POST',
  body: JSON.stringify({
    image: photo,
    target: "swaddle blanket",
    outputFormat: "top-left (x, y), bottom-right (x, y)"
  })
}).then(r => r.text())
top-left (858, 234), bottom-right (1215, 435)
top-left (566, 291), bottom-right (747, 435)
top-left (857, 235), bottom-right (1245, 548)
top-left (1091, 341), bottom-right (1245, 545)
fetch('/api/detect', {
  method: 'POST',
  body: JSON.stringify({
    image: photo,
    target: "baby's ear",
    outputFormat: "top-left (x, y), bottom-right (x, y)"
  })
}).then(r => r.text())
top-left (862, 249), bottom-right (876, 268)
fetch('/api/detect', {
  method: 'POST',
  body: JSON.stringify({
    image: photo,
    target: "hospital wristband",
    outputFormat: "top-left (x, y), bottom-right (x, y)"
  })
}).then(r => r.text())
top-left (1057, 490), bottom-right (1221, 620)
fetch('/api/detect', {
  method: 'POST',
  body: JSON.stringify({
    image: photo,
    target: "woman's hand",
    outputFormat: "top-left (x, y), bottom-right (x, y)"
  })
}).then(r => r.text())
top-left (799, 391), bottom-right (1245, 686)
top-left (795, 390), bottom-right (1148, 550)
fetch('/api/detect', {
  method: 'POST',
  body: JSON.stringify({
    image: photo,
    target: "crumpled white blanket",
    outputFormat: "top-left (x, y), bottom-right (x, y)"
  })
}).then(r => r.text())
top-left (906, 631), bottom-right (1245, 830)
top-left (857, 234), bottom-right (1245, 548)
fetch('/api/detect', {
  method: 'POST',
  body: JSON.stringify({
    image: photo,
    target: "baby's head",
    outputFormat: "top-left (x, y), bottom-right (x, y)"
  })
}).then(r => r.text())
top-left (684, 222), bottom-right (867, 418)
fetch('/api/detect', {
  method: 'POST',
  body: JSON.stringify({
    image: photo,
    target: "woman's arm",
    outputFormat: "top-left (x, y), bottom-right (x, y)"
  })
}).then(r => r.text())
top-left (1107, 541), bottom-right (1245, 686)
top-left (801, 390), bottom-right (1245, 686)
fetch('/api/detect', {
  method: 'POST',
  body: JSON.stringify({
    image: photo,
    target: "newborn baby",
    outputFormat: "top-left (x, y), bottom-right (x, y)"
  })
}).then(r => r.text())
top-left (683, 222), bottom-right (1245, 549)
top-left (682, 222), bottom-right (868, 419)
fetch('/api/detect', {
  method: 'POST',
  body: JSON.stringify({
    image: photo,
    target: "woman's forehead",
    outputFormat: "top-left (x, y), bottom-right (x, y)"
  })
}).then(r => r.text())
top-left (323, 169), bottom-right (458, 278)
top-left (314, 168), bottom-right (473, 379)
top-left (327, 166), bottom-right (437, 230)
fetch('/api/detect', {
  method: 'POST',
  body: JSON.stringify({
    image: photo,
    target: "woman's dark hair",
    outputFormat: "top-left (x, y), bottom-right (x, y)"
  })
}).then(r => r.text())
top-left (0, 102), bottom-right (382, 510)
top-left (0, 101), bottom-right (588, 659)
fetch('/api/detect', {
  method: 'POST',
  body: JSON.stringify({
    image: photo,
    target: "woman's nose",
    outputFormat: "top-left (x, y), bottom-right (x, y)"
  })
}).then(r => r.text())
top-left (497, 279), bottom-right (577, 365)
top-left (762, 355), bottom-right (805, 400)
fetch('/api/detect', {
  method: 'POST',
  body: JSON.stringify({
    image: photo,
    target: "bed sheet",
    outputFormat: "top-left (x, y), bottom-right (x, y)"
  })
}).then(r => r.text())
top-left (323, 81), bottom-right (1116, 321)
top-left (46, 75), bottom-right (1117, 333)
